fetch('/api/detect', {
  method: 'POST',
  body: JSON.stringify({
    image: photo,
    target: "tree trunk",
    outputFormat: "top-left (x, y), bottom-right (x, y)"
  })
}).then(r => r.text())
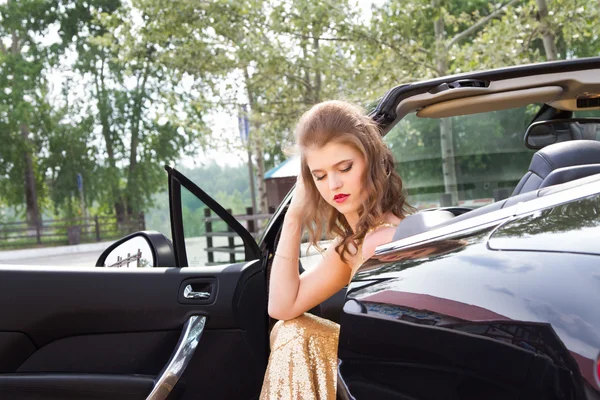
top-left (95, 57), bottom-right (125, 223)
top-left (433, 0), bottom-right (459, 206)
top-left (20, 124), bottom-right (41, 230)
top-left (301, 40), bottom-right (313, 104)
top-left (10, 24), bottom-right (41, 230)
top-left (244, 68), bottom-right (269, 215)
top-left (126, 63), bottom-right (150, 217)
top-left (255, 141), bottom-right (268, 215)
top-left (312, 36), bottom-right (321, 103)
top-left (439, 118), bottom-right (458, 205)
top-left (535, 0), bottom-right (558, 60)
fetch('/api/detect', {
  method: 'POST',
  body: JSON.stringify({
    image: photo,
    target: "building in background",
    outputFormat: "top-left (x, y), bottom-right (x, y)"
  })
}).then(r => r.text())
top-left (264, 157), bottom-right (299, 210)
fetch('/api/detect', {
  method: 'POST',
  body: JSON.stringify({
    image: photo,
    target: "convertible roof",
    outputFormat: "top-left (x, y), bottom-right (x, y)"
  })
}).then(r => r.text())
top-left (373, 56), bottom-right (600, 132)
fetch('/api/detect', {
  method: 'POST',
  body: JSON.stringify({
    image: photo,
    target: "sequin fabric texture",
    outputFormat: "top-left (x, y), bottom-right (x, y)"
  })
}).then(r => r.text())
top-left (260, 313), bottom-right (340, 400)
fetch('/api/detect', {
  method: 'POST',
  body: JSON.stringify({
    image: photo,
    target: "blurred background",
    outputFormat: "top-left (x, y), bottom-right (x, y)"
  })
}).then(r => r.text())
top-left (0, 0), bottom-right (598, 254)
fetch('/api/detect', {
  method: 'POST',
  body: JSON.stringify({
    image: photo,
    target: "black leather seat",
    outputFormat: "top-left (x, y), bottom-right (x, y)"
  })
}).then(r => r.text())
top-left (511, 140), bottom-right (600, 196)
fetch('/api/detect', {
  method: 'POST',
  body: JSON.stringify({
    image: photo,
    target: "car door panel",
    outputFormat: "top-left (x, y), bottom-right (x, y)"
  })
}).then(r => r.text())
top-left (0, 374), bottom-right (155, 400)
top-left (0, 260), bottom-right (267, 399)
top-left (0, 333), bottom-right (36, 373)
top-left (0, 262), bottom-right (263, 337)
top-left (0, 165), bottom-right (283, 399)
top-left (16, 330), bottom-right (179, 374)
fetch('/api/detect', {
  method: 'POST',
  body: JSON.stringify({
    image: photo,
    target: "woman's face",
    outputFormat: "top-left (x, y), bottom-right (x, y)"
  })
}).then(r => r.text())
top-left (304, 141), bottom-right (367, 217)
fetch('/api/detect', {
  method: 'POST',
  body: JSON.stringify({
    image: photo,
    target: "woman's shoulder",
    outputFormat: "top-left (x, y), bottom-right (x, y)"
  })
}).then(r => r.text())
top-left (361, 214), bottom-right (403, 261)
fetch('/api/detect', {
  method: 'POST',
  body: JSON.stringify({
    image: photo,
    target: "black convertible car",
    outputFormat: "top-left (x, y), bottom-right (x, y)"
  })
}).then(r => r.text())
top-left (1, 57), bottom-right (599, 400)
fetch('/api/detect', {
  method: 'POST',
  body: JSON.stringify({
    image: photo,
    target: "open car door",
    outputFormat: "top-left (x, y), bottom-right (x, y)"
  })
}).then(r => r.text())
top-left (0, 166), bottom-right (269, 400)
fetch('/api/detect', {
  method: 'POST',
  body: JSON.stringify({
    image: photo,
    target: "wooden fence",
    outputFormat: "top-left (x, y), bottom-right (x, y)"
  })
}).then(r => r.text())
top-left (106, 249), bottom-right (145, 268)
top-left (0, 214), bottom-right (145, 249)
top-left (204, 206), bottom-right (274, 265)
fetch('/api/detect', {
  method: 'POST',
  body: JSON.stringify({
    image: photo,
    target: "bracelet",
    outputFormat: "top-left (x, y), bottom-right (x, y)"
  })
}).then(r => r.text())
top-left (274, 252), bottom-right (298, 262)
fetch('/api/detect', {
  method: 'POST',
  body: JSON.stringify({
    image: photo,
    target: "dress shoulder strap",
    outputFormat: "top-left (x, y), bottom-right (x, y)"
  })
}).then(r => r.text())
top-left (366, 221), bottom-right (398, 235)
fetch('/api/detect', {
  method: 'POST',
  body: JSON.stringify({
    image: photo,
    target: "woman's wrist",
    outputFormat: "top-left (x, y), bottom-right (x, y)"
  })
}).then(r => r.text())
top-left (284, 210), bottom-right (302, 227)
top-left (274, 252), bottom-right (298, 262)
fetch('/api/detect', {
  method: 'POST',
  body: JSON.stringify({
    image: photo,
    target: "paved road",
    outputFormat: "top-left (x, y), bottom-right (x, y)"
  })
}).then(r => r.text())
top-left (0, 250), bottom-right (104, 267)
top-left (0, 236), bottom-right (331, 268)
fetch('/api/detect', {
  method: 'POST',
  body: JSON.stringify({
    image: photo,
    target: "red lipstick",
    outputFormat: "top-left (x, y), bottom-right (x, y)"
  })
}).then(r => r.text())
top-left (334, 194), bottom-right (350, 203)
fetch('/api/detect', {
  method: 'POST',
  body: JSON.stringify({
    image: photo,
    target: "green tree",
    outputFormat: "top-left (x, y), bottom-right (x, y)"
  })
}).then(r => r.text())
top-left (66, 1), bottom-right (209, 222)
top-left (42, 103), bottom-right (98, 218)
top-left (0, 0), bottom-right (58, 229)
top-left (0, 0), bottom-right (123, 226)
top-left (454, 0), bottom-right (600, 69)
top-left (134, 0), bottom-right (370, 213)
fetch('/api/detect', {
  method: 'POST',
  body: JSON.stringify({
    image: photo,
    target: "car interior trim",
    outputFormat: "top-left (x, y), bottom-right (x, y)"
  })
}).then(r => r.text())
top-left (392, 68), bottom-right (600, 124)
top-left (0, 373), bottom-right (155, 398)
top-left (146, 315), bottom-right (207, 400)
top-left (167, 169), bottom-right (188, 268)
top-left (416, 86), bottom-right (563, 118)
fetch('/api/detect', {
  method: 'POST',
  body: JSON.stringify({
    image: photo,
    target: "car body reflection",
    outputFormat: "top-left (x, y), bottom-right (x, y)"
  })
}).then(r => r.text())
top-left (339, 194), bottom-right (600, 397)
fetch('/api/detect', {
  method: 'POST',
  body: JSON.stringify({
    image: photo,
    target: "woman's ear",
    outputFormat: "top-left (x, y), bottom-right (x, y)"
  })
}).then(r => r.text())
top-left (382, 157), bottom-right (392, 177)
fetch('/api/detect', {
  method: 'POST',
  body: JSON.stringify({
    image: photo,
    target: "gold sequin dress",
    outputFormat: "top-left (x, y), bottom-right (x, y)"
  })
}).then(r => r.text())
top-left (260, 223), bottom-right (397, 400)
top-left (259, 313), bottom-right (341, 400)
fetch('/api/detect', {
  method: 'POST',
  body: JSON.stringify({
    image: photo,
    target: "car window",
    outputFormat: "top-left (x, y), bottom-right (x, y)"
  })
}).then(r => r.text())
top-left (574, 109), bottom-right (600, 118)
top-left (385, 105), bottom-right (538, 210)
top-left (180, 185), bottom-right (250, 267)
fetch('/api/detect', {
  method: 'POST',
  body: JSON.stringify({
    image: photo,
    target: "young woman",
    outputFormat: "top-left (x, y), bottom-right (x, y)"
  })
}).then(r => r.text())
top-left (260, 100), bottom-right (413, 399)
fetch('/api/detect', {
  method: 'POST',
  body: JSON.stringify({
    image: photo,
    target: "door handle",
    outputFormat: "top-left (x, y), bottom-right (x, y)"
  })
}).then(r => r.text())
top-left (183, 284), bottom-right (211, 299)
top-left (146, 315), bottom-right (206, 400)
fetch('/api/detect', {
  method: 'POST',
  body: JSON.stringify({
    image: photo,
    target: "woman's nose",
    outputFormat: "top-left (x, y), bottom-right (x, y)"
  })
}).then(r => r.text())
top-left (329, 175), bottom-right (342, 191)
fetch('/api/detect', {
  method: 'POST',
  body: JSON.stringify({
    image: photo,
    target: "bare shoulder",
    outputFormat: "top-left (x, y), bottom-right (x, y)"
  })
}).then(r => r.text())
top-left (361, 214), bottom-right (403, 262)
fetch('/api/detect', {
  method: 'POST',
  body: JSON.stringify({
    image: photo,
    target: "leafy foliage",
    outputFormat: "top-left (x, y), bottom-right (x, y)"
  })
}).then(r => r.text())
top-left (0, 0), bottom-right (599, 233)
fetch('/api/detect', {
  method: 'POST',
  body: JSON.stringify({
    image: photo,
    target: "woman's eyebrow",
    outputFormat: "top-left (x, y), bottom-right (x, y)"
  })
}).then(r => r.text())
top-left (310, 159), bottom-right (353, 173)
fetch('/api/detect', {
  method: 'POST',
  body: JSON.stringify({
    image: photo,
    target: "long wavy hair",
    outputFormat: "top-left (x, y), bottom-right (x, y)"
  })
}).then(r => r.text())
top-left (295, 100), bottom-right (414, 263)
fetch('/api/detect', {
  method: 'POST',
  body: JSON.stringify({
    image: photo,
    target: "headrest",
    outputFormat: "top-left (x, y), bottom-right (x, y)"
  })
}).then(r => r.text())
top-left (539, 164), bottom-right (600, 189)
top-left (527, 140), bottom-right (600, 179)
top-left (392, 210), bottom-right (455, 242)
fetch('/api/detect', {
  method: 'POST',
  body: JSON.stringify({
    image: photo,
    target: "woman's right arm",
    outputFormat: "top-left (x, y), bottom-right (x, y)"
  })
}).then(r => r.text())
top-left (267, 171), bottom-right (308, 320)
top-left (266, 211), bottom-right (303, 320)
top-left (267, 175), bottom-right (352, 321)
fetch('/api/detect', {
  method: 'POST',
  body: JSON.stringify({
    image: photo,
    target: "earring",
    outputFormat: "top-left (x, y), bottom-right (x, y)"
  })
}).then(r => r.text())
top-left (382, 159), bottom-right (391, 177)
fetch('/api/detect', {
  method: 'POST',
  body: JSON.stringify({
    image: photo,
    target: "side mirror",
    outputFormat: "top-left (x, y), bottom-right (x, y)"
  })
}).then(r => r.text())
top-left (96, 231), bottom-right (176, 268)
top-left (525, 118), bottom-right (600, 150)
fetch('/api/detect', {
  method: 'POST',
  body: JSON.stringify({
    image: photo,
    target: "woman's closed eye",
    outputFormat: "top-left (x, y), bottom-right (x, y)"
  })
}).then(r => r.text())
top-left (313, 164), bottom-right (353, 181)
